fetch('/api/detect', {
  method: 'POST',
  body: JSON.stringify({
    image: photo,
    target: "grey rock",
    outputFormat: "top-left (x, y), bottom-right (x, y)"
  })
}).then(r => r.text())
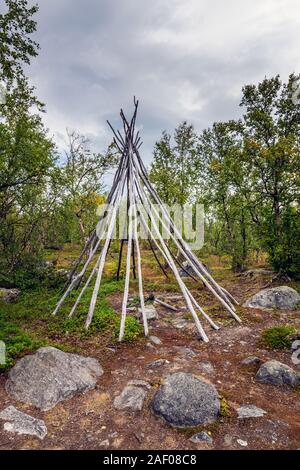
top-left (243, 269), bottom-right (275, 278)
top-left (0, 406), bottom-right (47, 439)
top-left (149, 335), bottom-right (162, 345)
top-left (151, 372), bottom-right (220, 428)
top-left (190, 431), bottom-right (213, 444)
top-left (138, 305), bottom-right (158, 321)
top-left (173, 346), bottom-right (197, 357)
top-left (147, 359), bottom-right (169, 368)
top-left (55, 269), bottom-right (69, 278)
top-left (6, 347), bottom-right (103, 411)
top-left (243, 286), bottom-right (300, 310)
top-left (179, 261), bottom-right (196, 277)
top-left (172, 319), bottom-right (188, 330)
top-left (127, 379), bottom-right (151, 390)
top-left (199, 360), bottom-right (215, 375)
top-left (179, 261), bottom-right (212, 278)
top-left (0, 288), bottom-right (20, 303)
top-left (114, 386), bottom-right (146, 411)
top-left (100, 439), bottom-right (110, 447)
top-left (241, 356), bottom-right (262, 366)
top-left (237, 439), bottom-right (248, 447)
top-left (237, 405), bottom-right (267, 419)
top-left (39, 260), bottom-right (54, 269)
top-left (256, 360), bottom-right (300, 388)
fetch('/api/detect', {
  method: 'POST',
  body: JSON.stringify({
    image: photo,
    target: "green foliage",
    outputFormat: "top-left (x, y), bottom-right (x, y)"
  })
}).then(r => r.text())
top-left (264, 207), bottom-right (300, 279)
top-left (52, 131), bottom-right (118, 246)
top-left (0, 0), bottom-right (39, 84)
top-left (150, 122), bottom-right (199, 206)
top-left (121, 316), bottom-right (142, 343)
top-left (151, 74), bottom-right (300, 276)
top-left (0, 277), bottom-right (142, 371)
top-left (261, 325), bottom-right (296, 350)
top-left (0, 316), bottom-right (43, 371)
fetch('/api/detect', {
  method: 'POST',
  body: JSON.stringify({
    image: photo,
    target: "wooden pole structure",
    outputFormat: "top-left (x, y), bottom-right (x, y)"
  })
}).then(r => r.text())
top-left (52, 99), bottom-right (241, 342)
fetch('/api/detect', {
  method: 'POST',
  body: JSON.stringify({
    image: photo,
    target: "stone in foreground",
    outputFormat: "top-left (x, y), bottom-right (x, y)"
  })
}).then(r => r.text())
top-left (237, 405), bottom-right (267, 419)
top-left (256, 360), bottom-right (300, 388)
top-left (151, 372), bottom-right (220, 428)
top-left (6, 347), bottom-right (103, 411)
top-left (114, 385), bottom-right (146, 411)
top-left (138, 305), bottom-right (158, 321)
top-left (0, 406), bottom-right (47, 439)
top-left (243, 286), bottom-right (300, 310)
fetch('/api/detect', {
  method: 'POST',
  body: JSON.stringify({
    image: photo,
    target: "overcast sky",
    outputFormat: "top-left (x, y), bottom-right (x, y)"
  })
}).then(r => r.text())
top-left (27, 0), bottom-right (300, 184)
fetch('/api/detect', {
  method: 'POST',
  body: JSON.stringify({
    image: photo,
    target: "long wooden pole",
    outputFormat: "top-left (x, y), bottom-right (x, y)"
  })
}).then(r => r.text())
top-left (131, 156), bottom-right (241, 323)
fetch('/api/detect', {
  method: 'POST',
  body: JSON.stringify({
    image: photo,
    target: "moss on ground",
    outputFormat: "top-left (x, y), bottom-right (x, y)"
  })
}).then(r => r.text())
top-left (260, 325), bottom-right (297, 350)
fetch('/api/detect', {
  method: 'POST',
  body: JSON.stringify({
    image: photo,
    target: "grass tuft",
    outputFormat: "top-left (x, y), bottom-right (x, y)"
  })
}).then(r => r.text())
top-left (260, 325), bottom-right (296, 350)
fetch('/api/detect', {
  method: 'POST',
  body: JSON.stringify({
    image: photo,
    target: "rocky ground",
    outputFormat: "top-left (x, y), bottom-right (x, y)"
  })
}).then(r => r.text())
top-left (0, 266), bottom-right (300, 450)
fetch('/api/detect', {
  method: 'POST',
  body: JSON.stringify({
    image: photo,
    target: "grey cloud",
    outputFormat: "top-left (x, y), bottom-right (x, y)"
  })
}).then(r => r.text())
top-left (24, 0), bottom-right (300, 184)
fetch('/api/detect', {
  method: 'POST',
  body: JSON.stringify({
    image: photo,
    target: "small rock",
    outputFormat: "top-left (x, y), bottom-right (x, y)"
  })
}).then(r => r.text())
top-left (179, 261), bottom-right (212, 278)
top-left (114, 386), bottom-right (146, 411)
top-left (55, 269), bottom-right (69, 278)
top-left (243, 269), bottom-right (275, 278)
top-left (149, 335), bottom-right (162, 345)
top-left (151, 372), bottom-right (220, 428)
top-left (138, 305), bottom-right (158, 321)
top-left (127, 379), bottom-right (151, 390)
top-left (173, 346), bottom-right (197, 357)
top-left (243, 286), bottom-right (300, 310)
top-left (147, 359), bottom-right (169, 368)
top-left (100, 439), bottom-right (110, 447)
top-left (134, 431), bottom-right (145, 443)
top-left (237, 405), bottom-right (267, 419)
top-left (190, 431), bottom-right (213, 444)
top-left (0, 406), bottom-right (47, 439)
top-left (241, 356), bottom-right (262, 366)
top-left (39, 260), bottom-right (54, 269)
top-left (237, 439), bottom-right (248, 447)
top-left (172, 319), bottom-right (187, 330)
top-left (256, 360), bottom-right (300, 388)
top-left (0, 288), bottom-right (20, 303)
top-left (199, 360), bottom-right (215, 375)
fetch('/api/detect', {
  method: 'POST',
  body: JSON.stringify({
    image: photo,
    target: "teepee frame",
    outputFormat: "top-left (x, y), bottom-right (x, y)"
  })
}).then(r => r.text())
top-left (53, 99), bottom-right (241, 342)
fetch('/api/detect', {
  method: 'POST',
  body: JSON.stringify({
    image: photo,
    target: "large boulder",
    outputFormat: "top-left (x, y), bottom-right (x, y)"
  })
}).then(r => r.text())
top-left (256, 360), bottom-right (300, 388)
top-left (151, 372), bottom-right (220, 428)
top-left (6, 347), bottom-right (103, 411)
top-left (243, 286), bottom-right (300, 310)
top-left (0, 288), bottom-right (20, 303)
top-left (0, 406), bottom-right (47, 439)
